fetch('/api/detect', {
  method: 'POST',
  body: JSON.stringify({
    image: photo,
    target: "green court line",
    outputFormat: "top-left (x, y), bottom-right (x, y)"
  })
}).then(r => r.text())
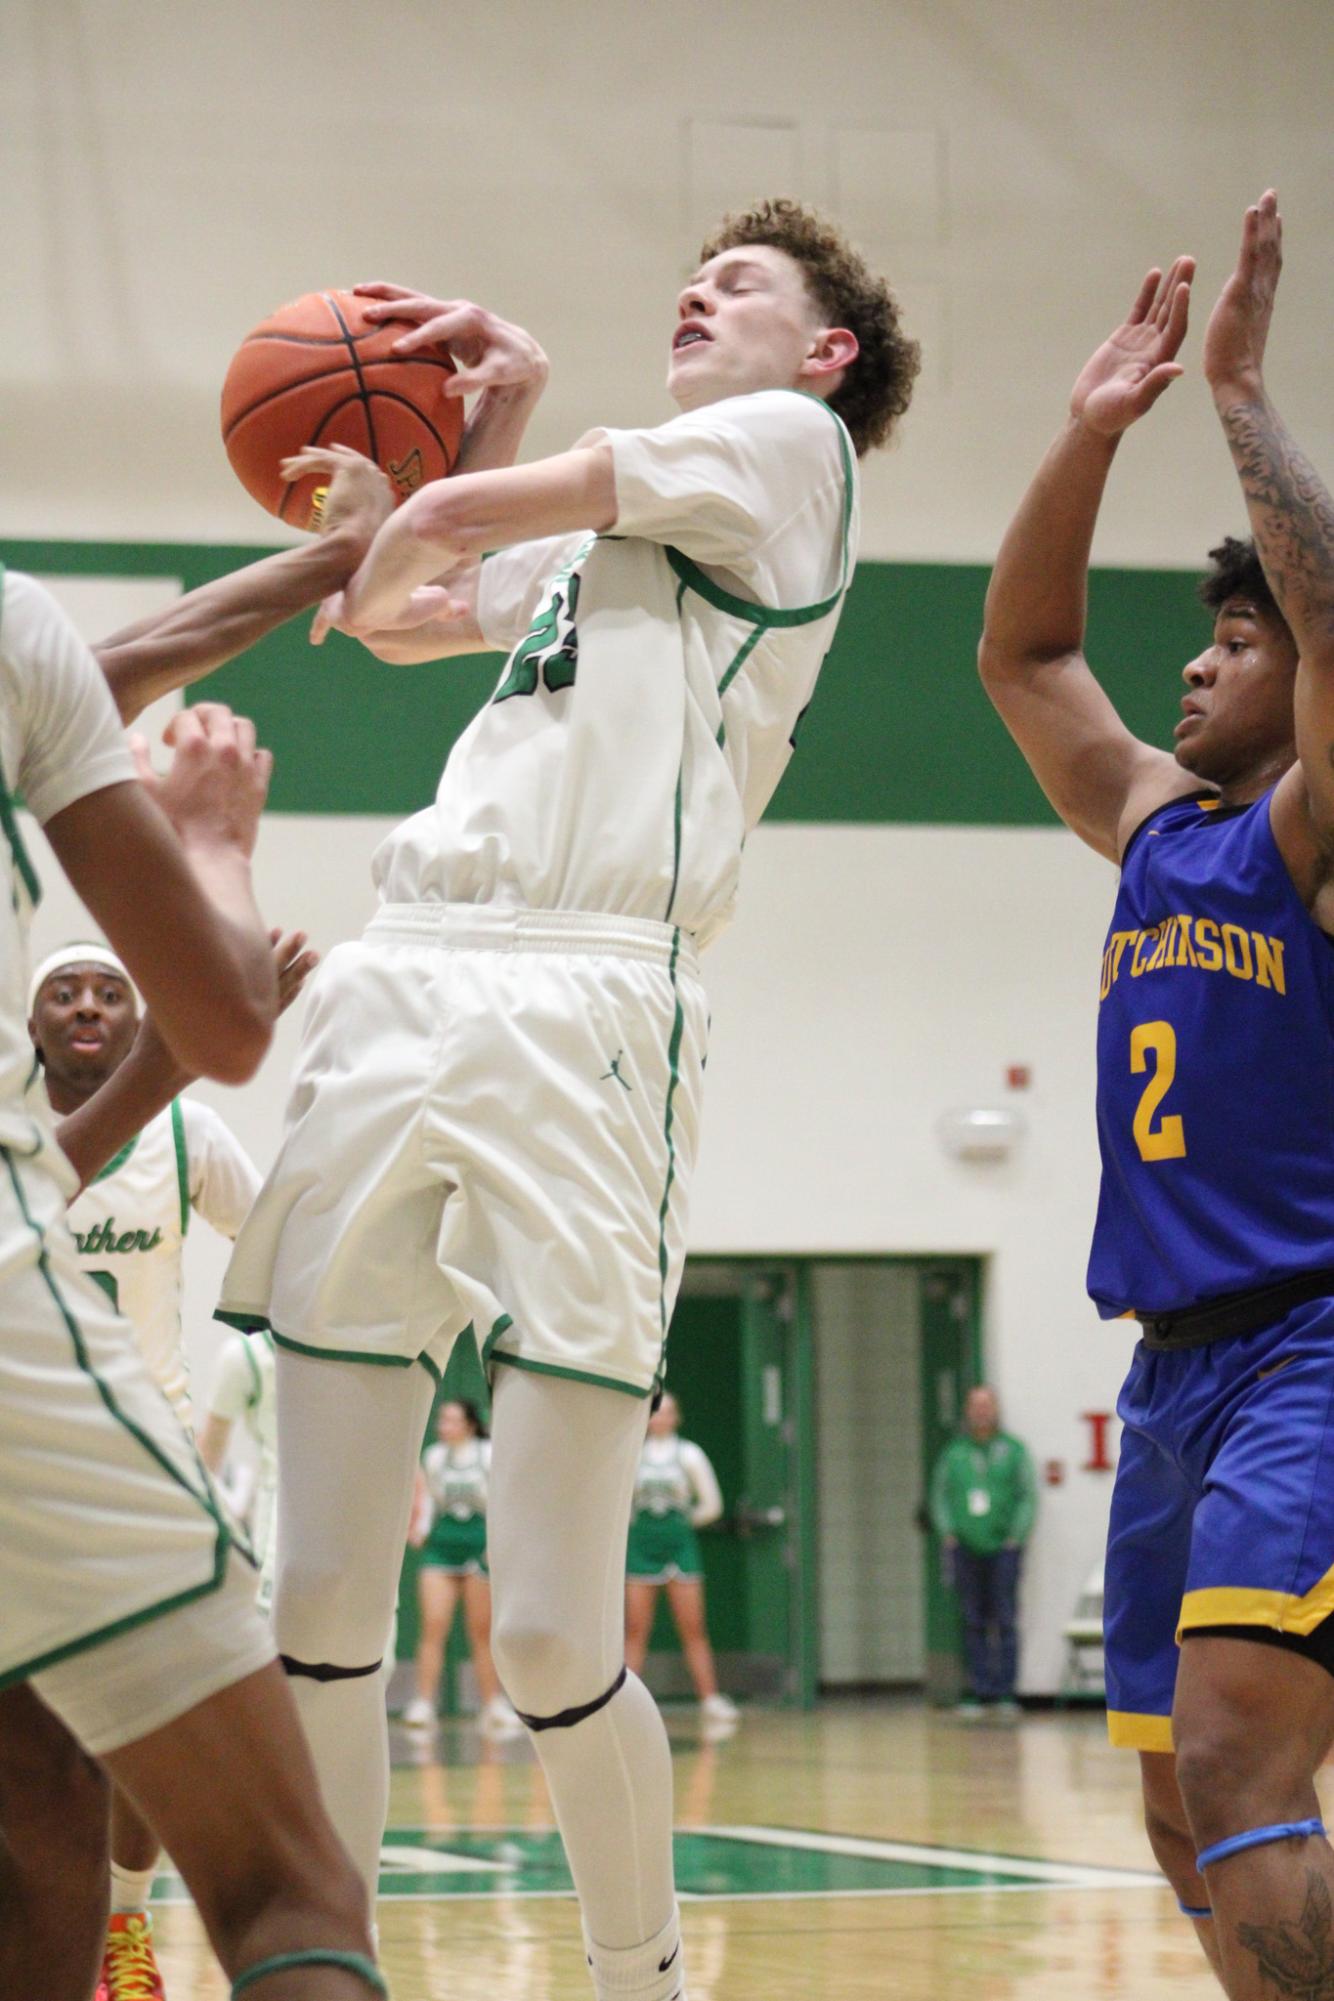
top-left (145, 1822), bottom-right (1161, 1906)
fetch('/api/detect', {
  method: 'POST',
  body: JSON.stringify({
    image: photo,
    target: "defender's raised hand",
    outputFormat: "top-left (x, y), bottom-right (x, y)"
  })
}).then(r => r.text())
top-left (131, 704), bottom-right (272, 862)
top-left (1203, 190), bottom-right (1282, 404)
top-left (280, 442), bottom-right (396, 546)
top-left (1070, 256), bottom-right (1195, 436)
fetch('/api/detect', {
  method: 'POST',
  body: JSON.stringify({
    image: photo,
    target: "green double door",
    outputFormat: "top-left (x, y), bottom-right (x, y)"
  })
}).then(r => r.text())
top-left (658, 1268), bottom-right (807, 1702)
top-left (664, 1257), bottom-right (980, 1706)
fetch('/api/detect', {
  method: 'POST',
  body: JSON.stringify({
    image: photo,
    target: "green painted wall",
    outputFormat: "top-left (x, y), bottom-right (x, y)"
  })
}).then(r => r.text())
top-left (7, 539), bottom-right (1208, 825)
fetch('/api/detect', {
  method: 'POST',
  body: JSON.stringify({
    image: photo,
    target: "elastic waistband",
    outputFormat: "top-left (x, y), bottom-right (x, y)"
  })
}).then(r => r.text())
top-left (365, 902), bottom-right (698, 976)
top-left (1137, 1268), bottom-right (1334, 1351)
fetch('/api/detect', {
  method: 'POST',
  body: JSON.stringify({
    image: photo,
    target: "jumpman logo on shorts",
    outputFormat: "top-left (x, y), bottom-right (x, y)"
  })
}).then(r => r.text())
top-left (600, 1050), bottom-right (633, 1092)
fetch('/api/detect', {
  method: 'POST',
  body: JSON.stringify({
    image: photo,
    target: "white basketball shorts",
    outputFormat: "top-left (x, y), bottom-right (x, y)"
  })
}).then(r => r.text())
top-left (220, 904), bottom-right (708, 1400)
top-left (0, 1148), bottom-right (274, 1754)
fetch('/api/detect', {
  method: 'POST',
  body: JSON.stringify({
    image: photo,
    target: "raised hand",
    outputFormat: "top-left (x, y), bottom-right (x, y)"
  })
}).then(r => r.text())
top-left (1203, 190), bottom-right (1281, 403)
top-left (269, 927), bottom-right (320, 1015)
top-left (352, 285), bottom-right (549, 400)
top-left (131, 704), bottom-right (272, 862)
top-left (1070, 256), bottom-right (1195, 437)
top-left (280, 443), bottom-right (396, 545)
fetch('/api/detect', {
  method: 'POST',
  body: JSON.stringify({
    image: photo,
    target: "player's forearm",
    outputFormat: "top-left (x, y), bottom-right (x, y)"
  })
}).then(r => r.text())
top-left (1215, 387), bottom-right (1334, 669)
top-left (453, 378), bottom-right (548, 478)
top-left (358, 613), bottom-right (492, 663)
top-left (55, 1028), bottom-right (192, 1193)
top-left (342, 446), bottom-right (616, 630)
top-left (980, 418), bottom-right (1120, 677)
top-left (96, 529), bottom-right (369, 724)
top-left (165, 848), bottom-right (277, 1082)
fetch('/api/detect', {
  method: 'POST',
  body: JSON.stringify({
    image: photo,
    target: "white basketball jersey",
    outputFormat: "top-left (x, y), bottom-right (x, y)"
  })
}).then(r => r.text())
top-left (0, 570), bottom-right (135, 1185)
top-left (66, 1099), bottom-right (261, 1412)
top-left (375, 389), bottom-right (859, 949)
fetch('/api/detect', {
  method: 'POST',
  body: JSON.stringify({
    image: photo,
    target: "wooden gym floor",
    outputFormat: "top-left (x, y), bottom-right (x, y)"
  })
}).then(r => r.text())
top-left (149, 1699), bottom-right (1259, 1997)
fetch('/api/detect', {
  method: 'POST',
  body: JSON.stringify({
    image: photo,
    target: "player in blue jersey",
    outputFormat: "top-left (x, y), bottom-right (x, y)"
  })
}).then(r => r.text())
top-left (980, 192), bottom-right (1334, 2000)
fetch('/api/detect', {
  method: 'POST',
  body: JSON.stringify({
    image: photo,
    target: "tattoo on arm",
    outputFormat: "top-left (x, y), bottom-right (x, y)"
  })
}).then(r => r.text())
top-left (1237, 1868), bottom-right (1334, 1995)
top-left (1222, 399), bottom-right (1334, 656)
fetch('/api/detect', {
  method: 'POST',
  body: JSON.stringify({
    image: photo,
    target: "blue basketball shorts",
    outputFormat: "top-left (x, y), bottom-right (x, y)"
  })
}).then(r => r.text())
top-left (1103, 1294), bottom-right (1334, 1753)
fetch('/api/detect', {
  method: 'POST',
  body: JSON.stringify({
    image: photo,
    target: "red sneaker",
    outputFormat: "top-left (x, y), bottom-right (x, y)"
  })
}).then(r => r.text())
top-left (98, 1911), bottom-right (166, 1999)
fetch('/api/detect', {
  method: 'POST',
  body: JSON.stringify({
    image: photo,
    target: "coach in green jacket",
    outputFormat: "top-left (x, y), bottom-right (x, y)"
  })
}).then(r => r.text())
top-left (929, 1386), bottom-right (1037, 1715)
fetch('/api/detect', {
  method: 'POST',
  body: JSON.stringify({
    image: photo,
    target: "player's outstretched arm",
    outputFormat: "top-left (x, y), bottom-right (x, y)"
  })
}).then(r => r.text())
top-left (94, 456), bottom-right (396, 723)
top-left (43, 705), bottom-right (277, 1105)
top-left (1205, 193), bottom-right (1334, 881)
top-left (979, 260), bottom-right (1199, 861)
top-left (327, 446), bottom-right (617, 635)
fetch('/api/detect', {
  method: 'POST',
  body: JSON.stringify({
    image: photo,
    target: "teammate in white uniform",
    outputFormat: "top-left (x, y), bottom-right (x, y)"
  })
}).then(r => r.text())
top-left (32, 947), bottom-right (268, 1418)
top-left (29, 943), bottom-right (311, 2000)
top-left (624, 1394), bottom-right (735, 1734)
top-left (221, 202), bottom-right (919, 2000)
top-left (0, 443), bottom-right (403, 2001)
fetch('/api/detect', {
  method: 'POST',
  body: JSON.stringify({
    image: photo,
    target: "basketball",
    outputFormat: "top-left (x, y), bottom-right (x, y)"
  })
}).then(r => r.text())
top-left (220, 289), bottom-right (465, 526)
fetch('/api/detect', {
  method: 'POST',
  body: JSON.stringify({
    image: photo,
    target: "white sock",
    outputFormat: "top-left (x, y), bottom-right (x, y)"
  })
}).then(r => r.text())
top-left (109, 1860), bottom-right (157, 1915)
top-left (585, 1907), bottom-right (686, 2000)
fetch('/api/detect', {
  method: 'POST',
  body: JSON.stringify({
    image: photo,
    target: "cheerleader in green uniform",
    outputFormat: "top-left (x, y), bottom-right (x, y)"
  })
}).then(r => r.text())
top-left (625, 1394), bottom-right (738, 1730)
top-left (404, 1400), bottom-right (519, 1737)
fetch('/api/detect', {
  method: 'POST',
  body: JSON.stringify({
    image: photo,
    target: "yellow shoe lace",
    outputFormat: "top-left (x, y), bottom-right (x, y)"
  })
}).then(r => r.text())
top-left (104, 1915), bottom-right (164, 2001)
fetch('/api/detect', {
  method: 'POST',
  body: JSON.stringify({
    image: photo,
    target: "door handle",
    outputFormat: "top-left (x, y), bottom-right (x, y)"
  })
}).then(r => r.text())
top-left (734, 1502), bottom-right (787, 1535)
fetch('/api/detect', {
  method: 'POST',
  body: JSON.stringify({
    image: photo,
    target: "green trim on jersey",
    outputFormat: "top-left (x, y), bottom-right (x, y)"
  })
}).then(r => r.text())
top-left (480, 1305), bottom-right (647, 1398)
top-left (665, 762), bottom-right (683, 922)
top-left (90, 1132), bottom-right (139, 1185)
top-left (170, 1098), bottom-right (189, 1237)
top-left (477, 1311), bottom-right (514, 1378)
top-left (716, 623), bottom-right (765, 704)
top-left (0, 567), bottom-right (43, 913)
top-left (218, 1316), bottom-right (442, 1387)
top-left (0, 1146), bottom-right (229, 1693)
top-left (664, 394), bottom-right (856, 632)
top-left (490, 1350), bottom-right (650, 1401)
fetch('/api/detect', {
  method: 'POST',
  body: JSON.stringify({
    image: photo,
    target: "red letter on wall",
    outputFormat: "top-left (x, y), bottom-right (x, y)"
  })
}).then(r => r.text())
top-left (1081, 1411), bottom-right (1115, 1472)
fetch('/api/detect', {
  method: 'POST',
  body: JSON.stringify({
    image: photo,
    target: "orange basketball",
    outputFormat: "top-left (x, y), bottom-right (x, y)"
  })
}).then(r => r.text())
top-left (220, 290), bottom-right (464, 526)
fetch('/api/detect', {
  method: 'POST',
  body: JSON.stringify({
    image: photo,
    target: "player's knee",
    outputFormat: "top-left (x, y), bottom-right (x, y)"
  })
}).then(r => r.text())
top-left (490, 1603), bottom-right (593, 1716)
top-left (275, 1548), bottom-right (390, 1668)
top-left (1173, 1706), bottom-right (1308, 1844)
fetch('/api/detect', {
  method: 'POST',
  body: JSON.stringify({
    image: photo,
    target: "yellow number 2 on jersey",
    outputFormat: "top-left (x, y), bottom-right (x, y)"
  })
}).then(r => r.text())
top-left (1130, 1021), bottom-right (1187, 1162)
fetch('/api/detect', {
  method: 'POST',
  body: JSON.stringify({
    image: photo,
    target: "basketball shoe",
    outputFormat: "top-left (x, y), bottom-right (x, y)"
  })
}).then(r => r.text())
top-left (97, 1910), bottom-right (166, 2000)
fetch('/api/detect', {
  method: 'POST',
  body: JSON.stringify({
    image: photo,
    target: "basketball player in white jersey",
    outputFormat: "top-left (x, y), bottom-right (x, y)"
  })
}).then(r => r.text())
top-left (0, 448), bottom-right (406, 2001)
top-left (29, 940), bottom-right (315, 2001)
top-left (222, 201), bottom-right (919, 2000)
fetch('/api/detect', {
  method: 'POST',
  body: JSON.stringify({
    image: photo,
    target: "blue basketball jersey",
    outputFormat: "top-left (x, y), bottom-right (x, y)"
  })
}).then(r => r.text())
top-left (1088, 790), bottom-right (1334, 1316)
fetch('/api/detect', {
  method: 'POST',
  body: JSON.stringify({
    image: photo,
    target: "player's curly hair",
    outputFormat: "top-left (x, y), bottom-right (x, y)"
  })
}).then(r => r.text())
top-left (698, 198), bottom-right (920, 457)
top-left (1197, 535), bottom-right (1286, 629)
